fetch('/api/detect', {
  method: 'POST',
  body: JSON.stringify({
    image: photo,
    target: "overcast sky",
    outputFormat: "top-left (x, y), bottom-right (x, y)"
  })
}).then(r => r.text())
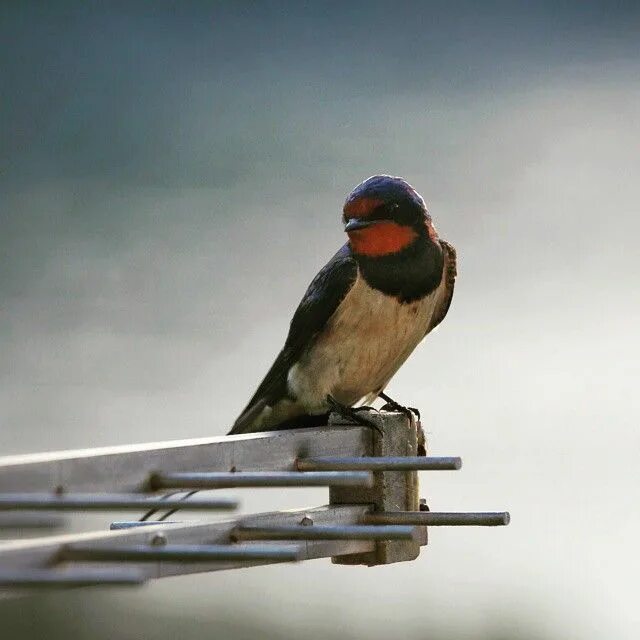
top-left (1, 2), bottom-right (639, 639)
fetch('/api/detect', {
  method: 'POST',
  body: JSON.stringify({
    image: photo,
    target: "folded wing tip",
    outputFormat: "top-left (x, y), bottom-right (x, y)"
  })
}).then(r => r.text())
top-left (227, 398), bottom-right (268, 435)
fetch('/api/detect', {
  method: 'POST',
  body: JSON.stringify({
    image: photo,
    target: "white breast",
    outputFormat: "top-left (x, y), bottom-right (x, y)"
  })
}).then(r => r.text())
top-left (287, 273), bottom-right (439, 412)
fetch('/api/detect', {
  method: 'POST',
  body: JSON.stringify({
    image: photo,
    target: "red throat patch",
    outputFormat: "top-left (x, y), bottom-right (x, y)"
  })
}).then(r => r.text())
top-left (348, 221), bottom-right (418, 257)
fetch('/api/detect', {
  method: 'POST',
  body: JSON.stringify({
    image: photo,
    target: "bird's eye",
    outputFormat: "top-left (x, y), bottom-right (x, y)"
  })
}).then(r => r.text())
top-left (387, 202), bottom-right (399, 213)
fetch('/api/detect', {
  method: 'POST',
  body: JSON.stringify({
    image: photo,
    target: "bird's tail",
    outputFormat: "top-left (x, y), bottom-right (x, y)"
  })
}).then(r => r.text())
top-left (228, 398), bottom-right (331, 435)
top-left (227, 399), bottom-right (268, 435)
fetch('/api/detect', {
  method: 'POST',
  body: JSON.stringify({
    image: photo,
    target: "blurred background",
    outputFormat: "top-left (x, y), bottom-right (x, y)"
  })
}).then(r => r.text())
top-left (1, 1), bottom-right (639, 638)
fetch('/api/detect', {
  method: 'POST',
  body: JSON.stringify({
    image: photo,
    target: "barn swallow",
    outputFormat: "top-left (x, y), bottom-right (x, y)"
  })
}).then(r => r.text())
top-left (228, 175), bottom-right (456, 435)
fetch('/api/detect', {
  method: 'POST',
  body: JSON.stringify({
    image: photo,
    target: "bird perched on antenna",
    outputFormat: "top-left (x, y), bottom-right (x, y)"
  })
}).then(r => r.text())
top-left (229, 175), bottom-right (456, 436)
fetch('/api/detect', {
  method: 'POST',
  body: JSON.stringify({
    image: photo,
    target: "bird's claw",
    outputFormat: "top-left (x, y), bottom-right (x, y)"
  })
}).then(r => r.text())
top-left (379, 392), bottom-right (421, 421)
top-left (379, 392), bottom-right (426, 456)
top-left (326, 395), bottom-right (383, 435)
top-left (351, 405), bottom-right (377, 414)
top-left (380, 403), bottom-right (421, 422)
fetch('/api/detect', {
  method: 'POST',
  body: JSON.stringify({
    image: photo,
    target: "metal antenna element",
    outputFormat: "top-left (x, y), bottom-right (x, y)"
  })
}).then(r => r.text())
top-left (296, 456), bottom-right (462, 471)
top-left (365, 512), bottom-right (511, 527)
top-left (110, 521), bottom-right (183, 530)
top-left (0, 494), bottom-right (238, 512)
top-left (232, 524), bottom-right (420, 542)
top-left (62, 543), bottom-right (303, 563)
top-left (149, 471), bottom-right (374, 490)
top-left (0, 410), bottom-right (510, 592)
top-left (0, 568), bottom-right (145, 588)
top-left (0, 513), bottom-right (66, 530)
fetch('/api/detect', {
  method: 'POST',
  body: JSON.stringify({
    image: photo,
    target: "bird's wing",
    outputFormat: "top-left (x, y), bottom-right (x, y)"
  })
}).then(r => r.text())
top-left (425, 239), bottom-right (457, 335)
top-left (228, 244), bottom-right (358, 434)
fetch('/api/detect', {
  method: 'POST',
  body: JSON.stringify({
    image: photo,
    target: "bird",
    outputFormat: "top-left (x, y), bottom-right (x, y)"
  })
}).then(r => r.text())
top-left (228, 175), bottom-right (456, 435)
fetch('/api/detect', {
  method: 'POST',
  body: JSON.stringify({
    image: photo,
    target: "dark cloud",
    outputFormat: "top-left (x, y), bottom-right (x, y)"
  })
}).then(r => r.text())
top-left (2, 1), bottom-right (639, 188)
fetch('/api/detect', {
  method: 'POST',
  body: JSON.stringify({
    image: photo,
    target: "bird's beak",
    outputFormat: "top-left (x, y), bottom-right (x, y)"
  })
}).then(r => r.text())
top-left (344, 217), bottom-right (385, 233)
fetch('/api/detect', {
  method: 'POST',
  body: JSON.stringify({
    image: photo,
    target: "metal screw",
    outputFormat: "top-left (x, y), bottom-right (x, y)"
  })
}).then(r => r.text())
top-left (150, 533), bottom-right (167, 546)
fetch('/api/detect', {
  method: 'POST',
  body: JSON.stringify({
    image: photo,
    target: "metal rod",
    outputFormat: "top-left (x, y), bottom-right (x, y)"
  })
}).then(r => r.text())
top-left (0, 426), bottom-right (370, 495)
top-left (0, 494), bottom-right (238, 512)
top-left (150, 471), bottom-right (374, 490)
top-left (0, 513), bottom-right (66, 529)
top-left (0, 568), bottom-right (145, 587)
top-left (296, 456), bottom-right (462, 471)
top-left (62, 543), bottom-right (303, 563)
top-left (365, 511), bottom-right (511, 526)
top-left (233, 524), bottom-right (419, 542)
top-left (110, 521), bottom-right (183, 530)
top-left (0, 506), bottom-right (375, 582)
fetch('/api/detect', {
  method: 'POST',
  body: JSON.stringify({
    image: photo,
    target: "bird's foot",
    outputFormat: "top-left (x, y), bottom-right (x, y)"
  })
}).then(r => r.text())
top-left (378, 392), bottom-right (426, 456)
top-left (326, 395), bottom-right (383, 435)
top-left (378, 392), bottom-right (421, 421)
top-left (351, 405), bottom-right (378, 414)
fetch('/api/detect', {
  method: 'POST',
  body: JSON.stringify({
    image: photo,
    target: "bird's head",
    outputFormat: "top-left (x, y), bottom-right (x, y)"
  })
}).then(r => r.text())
top-left (342, 175), bottom-right (437, 258)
